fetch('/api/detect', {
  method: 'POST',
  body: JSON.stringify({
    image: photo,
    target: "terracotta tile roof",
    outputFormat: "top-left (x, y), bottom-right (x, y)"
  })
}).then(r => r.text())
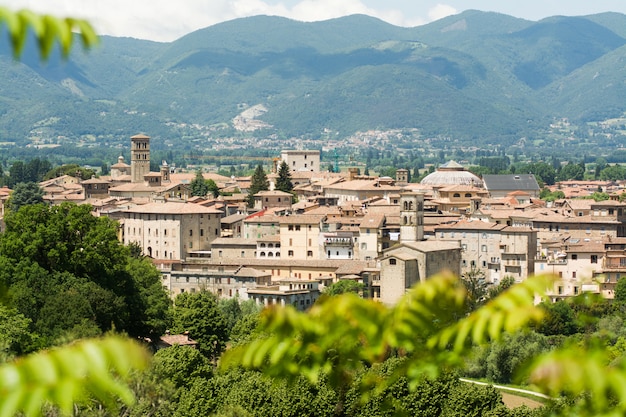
top-left (124, 201), bottom-right (223, 215)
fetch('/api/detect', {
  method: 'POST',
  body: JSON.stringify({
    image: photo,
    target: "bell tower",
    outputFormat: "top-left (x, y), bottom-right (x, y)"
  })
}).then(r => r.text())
top-left (400, 191), bottom-right (424, 242)
top-left (131, 133), bottom-right (150, 183)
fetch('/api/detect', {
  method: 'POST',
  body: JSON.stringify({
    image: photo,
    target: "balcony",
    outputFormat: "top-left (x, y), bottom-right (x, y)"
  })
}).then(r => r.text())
top-left (324, 238), bottom-right (353, 247)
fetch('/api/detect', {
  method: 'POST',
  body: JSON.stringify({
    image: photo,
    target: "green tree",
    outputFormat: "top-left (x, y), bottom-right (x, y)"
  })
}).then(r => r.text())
top-left (0, 304), bottom-right (38, 358)
top-left (43, 163), bottom-right (96, 181)
top-left (534, 300), bottom-right (579, 336)
top-left (556, 162), bottom-right (585, 181)
top-left (539, 187), bottom-right (565, 202)
top-left (442, 382), bottom-right (506, 417)
top-left (487, 276), bottom-right (516, 299)
top-left (0, 7), bottom-right (146, 417)
top-left (0, 203), bottom-right (170, 344)
top-left (594, 157), bottom-right (608, 179)
top-left (589, 191), bottom-right (610, 202)
top-left (246, 164), bottom-right (269, 208)
top-left (275, 161), bottom-right (293, 194)
top-left (522, 162), bottom-right (556, 186)
top-left (7, 181), bottom-right (44, 212)
top-left (207, 178), bottom-right (220, 198)
top-left (615, 277), bottom-right (626, 303)
top-left (461, 267), bottom-right (487, 312)
top-left (322, 280), bottom-right (364, 296)
top-left (172, 291), bottom-right (228, 360)
top-left (190, 170), bottom-right (209, 197)
top-left (152, 345), bottom-right (213, 391)
top-left (599, 164), bottom-right (626, 181)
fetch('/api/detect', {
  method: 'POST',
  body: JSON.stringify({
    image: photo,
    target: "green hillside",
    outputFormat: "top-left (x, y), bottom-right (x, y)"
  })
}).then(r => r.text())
top-left (0, 11), bottom-right (625, 148)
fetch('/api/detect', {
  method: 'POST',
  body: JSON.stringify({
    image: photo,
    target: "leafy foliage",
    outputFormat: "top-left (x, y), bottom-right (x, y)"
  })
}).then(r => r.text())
top-left (0, 203), bottom-right (170, 345)
top-left (190, 170), bottom-right (209, 197)
top-left (7, 182), bottom-right (44, 212)
top-left (246, 164), bottom-right (269, 208)
top-left (221, 273), bottom-right (550, 394)
top-left (275, 161), bottom-right (294, 194)
top-left (172, 291), bottom-right (228, 360)
top-left (322, 280), bottom-right (365, 296)
top-left (0, 6), bottom-right (98, 59)
top-left (0, 336), bottom-right (149, 416)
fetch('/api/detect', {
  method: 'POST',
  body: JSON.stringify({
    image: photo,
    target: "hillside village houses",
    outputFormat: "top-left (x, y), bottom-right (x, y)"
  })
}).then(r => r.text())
top-left (6, 133), bottom-right (626, 305)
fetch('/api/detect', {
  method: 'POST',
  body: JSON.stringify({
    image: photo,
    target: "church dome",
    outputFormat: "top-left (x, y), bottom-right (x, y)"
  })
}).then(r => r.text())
top-left (421, 160), bottom-right (483, 187)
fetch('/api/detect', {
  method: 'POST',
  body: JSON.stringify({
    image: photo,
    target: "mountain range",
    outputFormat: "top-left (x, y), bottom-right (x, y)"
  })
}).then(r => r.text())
top-left (1, 10), bottom-right (626, 149)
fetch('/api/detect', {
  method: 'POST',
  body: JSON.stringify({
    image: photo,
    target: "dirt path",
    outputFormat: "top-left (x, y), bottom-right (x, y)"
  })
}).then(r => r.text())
top-left (459, 378), bottom-right (548, 409)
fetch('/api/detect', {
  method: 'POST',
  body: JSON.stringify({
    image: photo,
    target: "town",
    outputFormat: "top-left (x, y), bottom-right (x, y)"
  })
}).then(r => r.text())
top-left (3, 132), bottom-right (625, 309)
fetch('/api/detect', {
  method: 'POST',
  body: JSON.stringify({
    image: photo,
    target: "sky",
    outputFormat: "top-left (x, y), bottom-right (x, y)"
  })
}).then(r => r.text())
top-left (1, 0), bottom-right (626, 42)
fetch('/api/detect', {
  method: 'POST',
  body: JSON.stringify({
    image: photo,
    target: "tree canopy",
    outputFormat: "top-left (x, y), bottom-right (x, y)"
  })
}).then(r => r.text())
top-left (172, 291), bottom-right (229, 360)
top-left (246, 164), bottom-right (269, 208)
top-left (275, 160), bottom-right (294, 194)
top-left (0, 202), bottom-right (170, 347)
top-left (7, 181), bottom-right (44, 212)
top-left (190, 170), bottom-right (209, 197)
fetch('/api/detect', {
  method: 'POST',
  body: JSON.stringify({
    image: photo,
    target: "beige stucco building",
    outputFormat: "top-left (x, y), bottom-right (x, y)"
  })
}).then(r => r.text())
top-left (122, 201), bottom-right (222, 260)
top-left (279, 214), bottom-right (324, 259)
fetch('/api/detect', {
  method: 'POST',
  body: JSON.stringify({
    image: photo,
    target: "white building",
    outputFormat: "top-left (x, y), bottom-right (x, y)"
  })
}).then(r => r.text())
top-left (281, 150), bottom-right (320, 172)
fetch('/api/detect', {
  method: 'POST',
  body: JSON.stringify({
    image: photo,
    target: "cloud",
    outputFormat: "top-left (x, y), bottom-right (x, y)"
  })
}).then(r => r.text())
top-left (0, 0), bottom-right (421, 41)
top-left (428, 4), bottom-right (458, 21)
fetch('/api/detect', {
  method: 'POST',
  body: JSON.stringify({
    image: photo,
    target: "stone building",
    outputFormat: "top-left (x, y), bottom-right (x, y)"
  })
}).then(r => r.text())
top-left (434, 219), bottom-right (537, 284)
top-left (122, 201), bottom-right (222, 260)
top-left (378, 240), bottom-right (461, 305)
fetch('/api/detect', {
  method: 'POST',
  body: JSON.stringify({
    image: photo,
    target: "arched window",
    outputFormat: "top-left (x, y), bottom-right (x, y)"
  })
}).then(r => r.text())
top-left (260, 252), bottom-right (266, 257)
top-left (453, 193), bottom-right (461, 198)
top-left (465, 193), bottom-right (472, 198)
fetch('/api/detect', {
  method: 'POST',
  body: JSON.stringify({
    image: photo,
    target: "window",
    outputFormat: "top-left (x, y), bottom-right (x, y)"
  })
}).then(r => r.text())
top-left (288, 250), bottom-right (294, 257)
top-left (289, 238), bottom-right (293, 246)
top-left (241, 251), bottom-right (245, 258)
top-left (307, 250), bottom-right (313, 257)
top-left (308, 238), bottom-right (312, 246)
top-left (591, 255), bottom-right (598, 264)
top-left (389, 258), bottom-right (397, 265)
top-left (295, 225), bottom-right (301, 231)
top-left (572, 271), bottom-right (577, 279)
top-left (571, 254), bottom-right (577, 260)
top-left (200, 229), bottom-right (204, 237)
top-left (189, 229), bottom-right (193, 236)
top-left (288, 225), bottom-right (294, 231)
top-left (481, 245), bottom-right (487, 252)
